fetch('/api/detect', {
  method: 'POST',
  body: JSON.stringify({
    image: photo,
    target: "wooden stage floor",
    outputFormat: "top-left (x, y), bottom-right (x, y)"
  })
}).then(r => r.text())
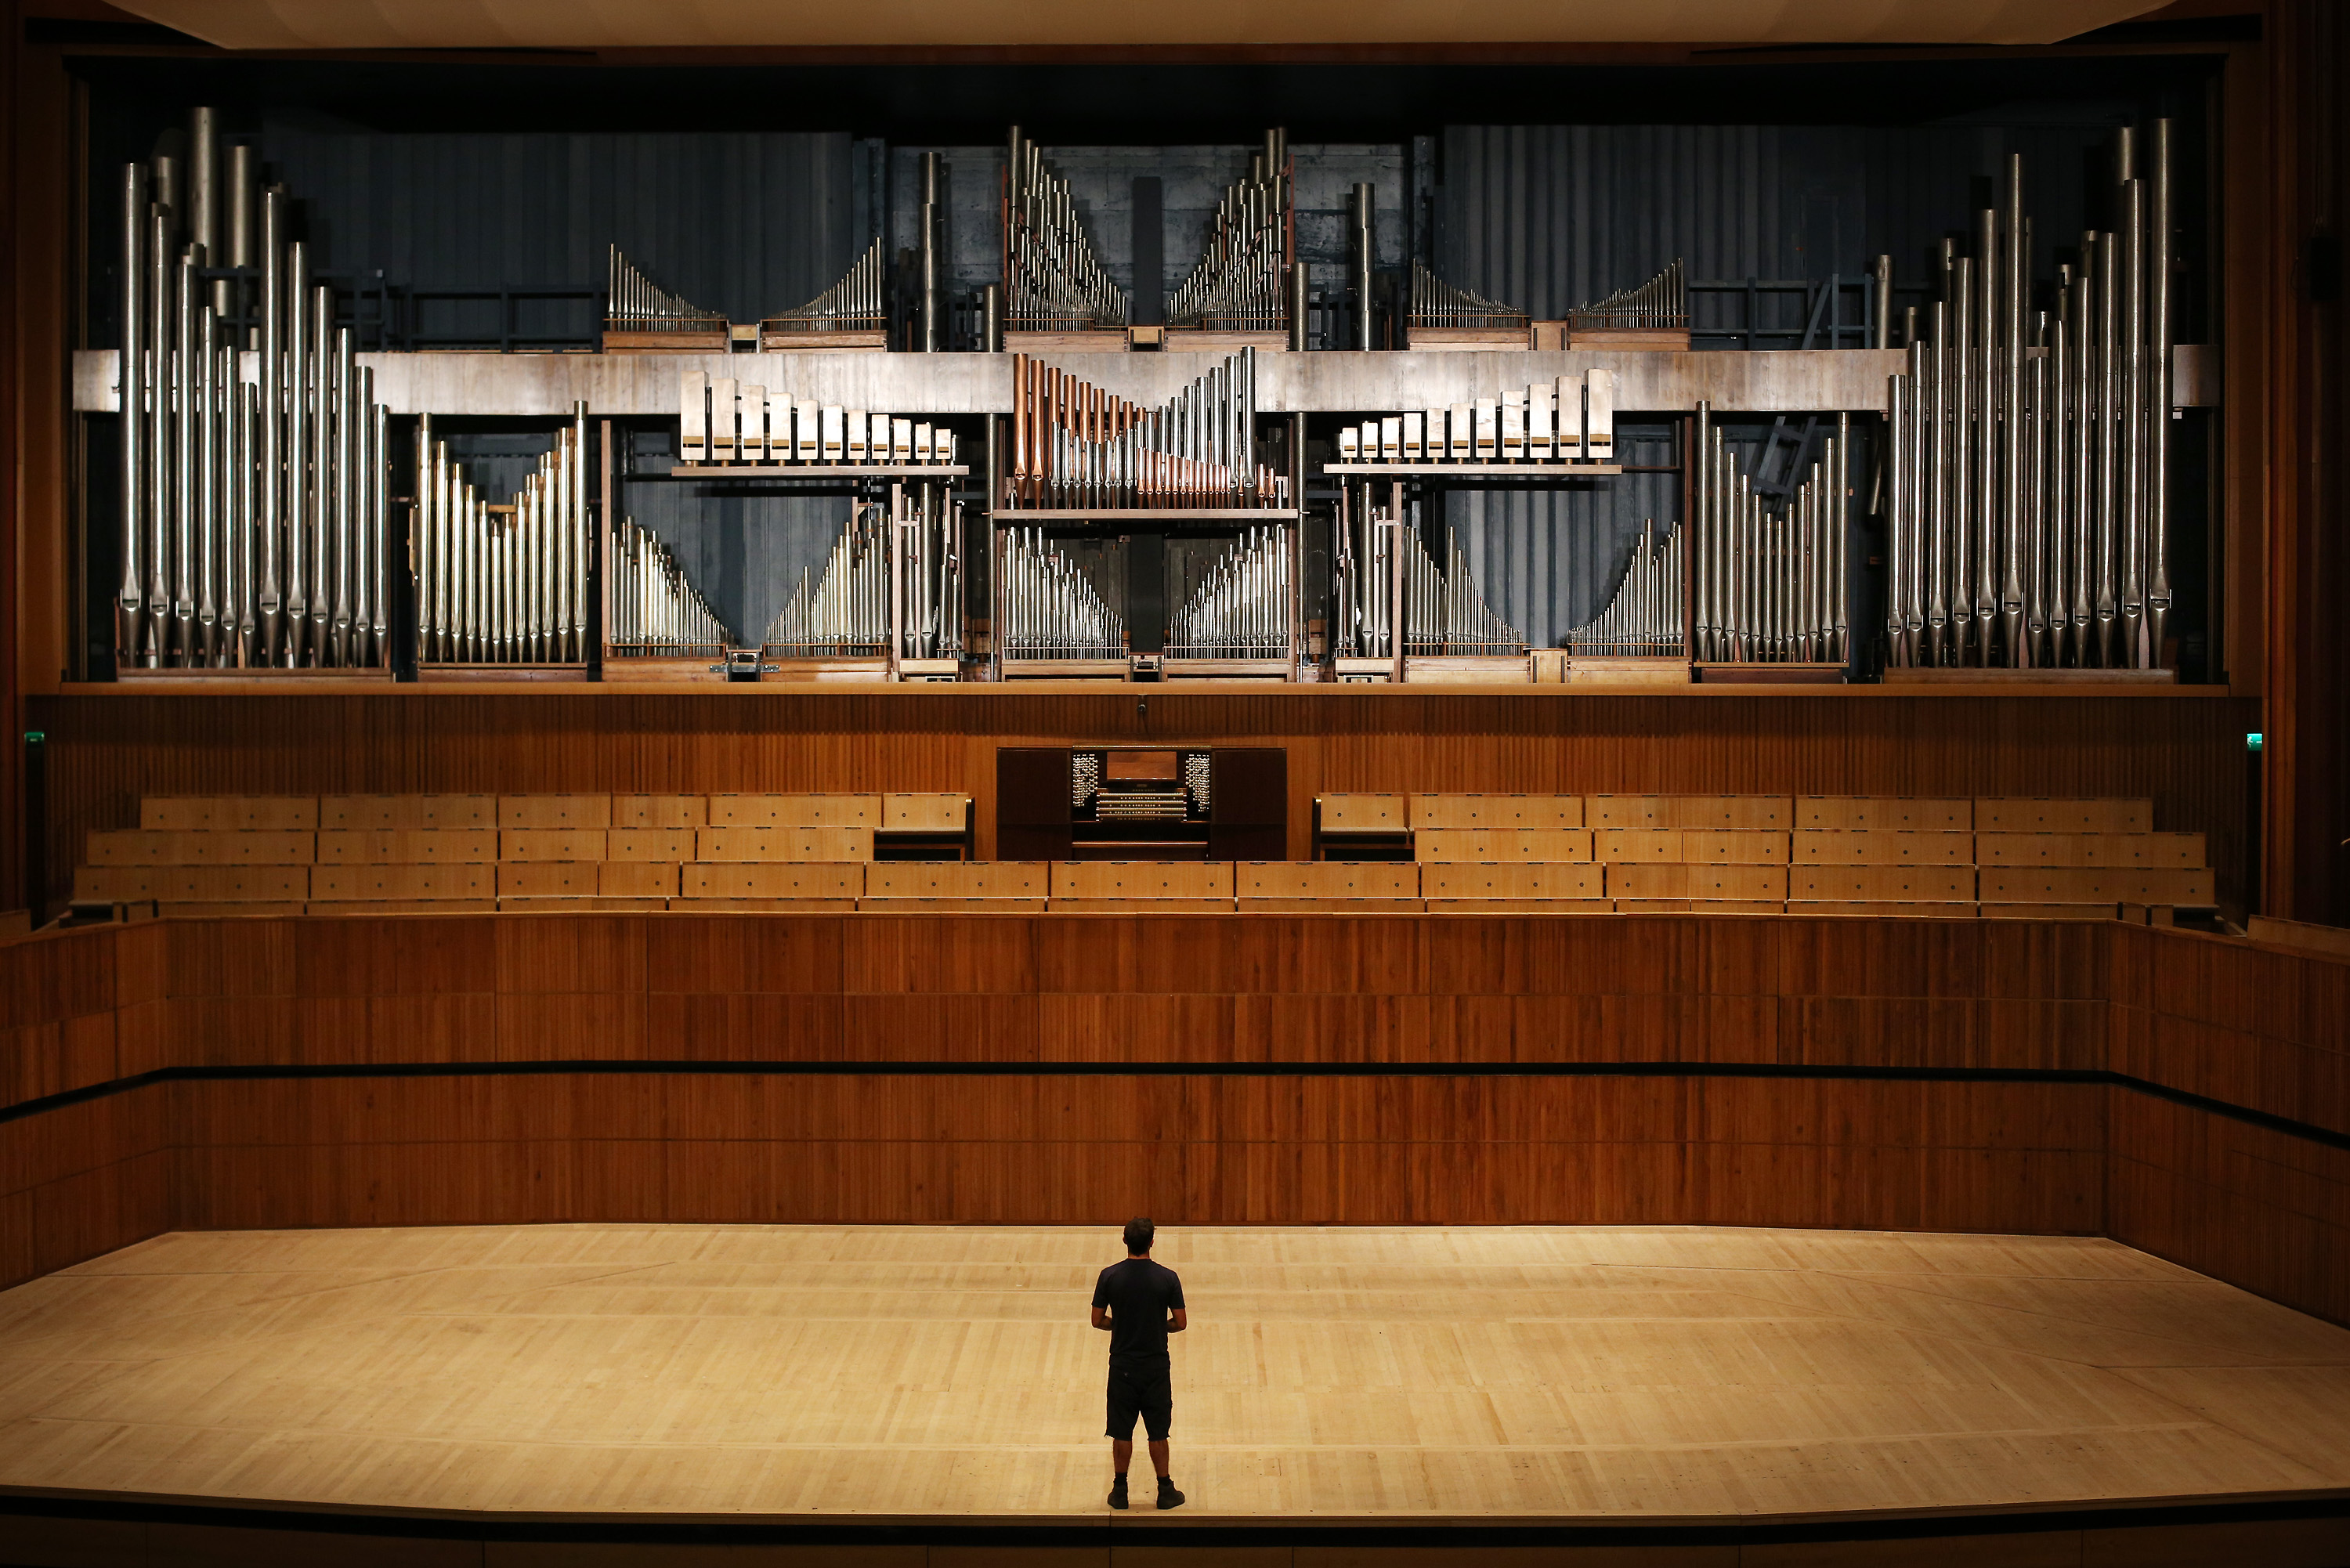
top-left (2, 1224), bottom-right (2348, 1530)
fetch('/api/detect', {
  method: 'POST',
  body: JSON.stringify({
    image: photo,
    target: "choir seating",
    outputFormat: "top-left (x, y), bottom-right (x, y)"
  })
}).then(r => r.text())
top-left (73, 791), bottom-right (2216, 919)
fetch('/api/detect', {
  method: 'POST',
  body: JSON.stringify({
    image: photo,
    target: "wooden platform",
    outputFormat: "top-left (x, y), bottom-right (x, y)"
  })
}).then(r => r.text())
top-left (2, 1223), bottom-right (2347, 1549)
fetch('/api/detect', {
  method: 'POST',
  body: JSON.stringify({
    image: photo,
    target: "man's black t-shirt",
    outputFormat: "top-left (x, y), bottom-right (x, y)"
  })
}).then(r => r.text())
top-left (1092, 1258), bottom-right (1185, 1363)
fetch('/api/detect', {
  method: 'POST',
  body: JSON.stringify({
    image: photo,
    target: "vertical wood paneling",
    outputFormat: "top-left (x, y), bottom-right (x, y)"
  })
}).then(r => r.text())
top-left (4, 909), bottom-right (2347, 1327)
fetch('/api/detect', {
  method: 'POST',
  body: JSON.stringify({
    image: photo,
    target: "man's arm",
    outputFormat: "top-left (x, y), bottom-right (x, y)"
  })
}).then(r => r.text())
top-left (1092, 1305), bottom-right (1112, 1331)
top-left (1168, 1308), bottom-right (1187, 1333)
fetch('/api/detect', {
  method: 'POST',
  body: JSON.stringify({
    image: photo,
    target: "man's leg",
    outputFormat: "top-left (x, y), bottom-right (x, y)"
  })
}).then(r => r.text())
top-left (1112, 1438), bottom-right (1133, 1476)
top-left (1147, 1439), bottom-right (1170, 1479)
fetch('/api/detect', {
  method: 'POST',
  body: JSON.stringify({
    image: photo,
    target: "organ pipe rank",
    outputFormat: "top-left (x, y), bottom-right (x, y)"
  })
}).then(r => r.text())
top-left (761, 487), bottom-right (964, 664)
top-left (761, 237), bottom-right (888, 339)
top-left (1567, 520), bottom-right (1686, 659)
top-left (1007, 349), bottom-right (1285, 509)
top-left (116, 110), bottom-right (393, 672)
top-left (1405, 263), bottom-right (1530, 334)
top-left (1692, 404), bottom-right (1850, 666)
top-left (1334, 370), bottom-right (1617, 468)
top-left (1003, 126), bottom-right (1125, 333)
top-left (997, 530), bottom-right (1126, 660)
top-left (1882, 125), bottom-right (2174, 671)
top-left (1166, 526), bottom-right (1294, 660)
top-left (679, 374), bottom-right (960, 469)
top-left (606, 246), bottom-right (725, 334)
top-left (1166, 130), bottom-right (1292, 334)
top-left (1567, 259), bottom-right (1689, 333)
top-left (413, 406), bottom-right (592, 665)
top-left (609, 518), bottom-right (730, 656)
top-left (1336, 492), bottom-right (1524, 660)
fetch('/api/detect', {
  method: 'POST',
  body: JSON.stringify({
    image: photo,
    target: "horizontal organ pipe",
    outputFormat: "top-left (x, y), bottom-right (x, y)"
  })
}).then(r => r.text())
top-left (114, 117), bottom-right (392, 672)
top-left (1882, 125), bottom-right (2172, 670)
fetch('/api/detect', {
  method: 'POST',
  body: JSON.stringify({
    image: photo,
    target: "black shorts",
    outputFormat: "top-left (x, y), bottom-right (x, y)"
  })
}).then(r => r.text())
top-left (1105, 1359), bottom-right (1173, 1441)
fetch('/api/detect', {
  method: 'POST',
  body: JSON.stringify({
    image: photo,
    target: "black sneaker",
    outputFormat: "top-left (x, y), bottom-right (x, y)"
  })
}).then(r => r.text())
top-left (1156, 1479), bottom-right (1185, 1510)
top-left (1107, 1476), bottom-right (1128, 1510)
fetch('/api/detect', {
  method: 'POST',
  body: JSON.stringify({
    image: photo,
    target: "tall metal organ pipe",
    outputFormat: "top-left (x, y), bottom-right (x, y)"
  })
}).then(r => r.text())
top-left (114, 121), bottom-right (396, 672)
top-left (1881, 125), bottom-right (2175, 670)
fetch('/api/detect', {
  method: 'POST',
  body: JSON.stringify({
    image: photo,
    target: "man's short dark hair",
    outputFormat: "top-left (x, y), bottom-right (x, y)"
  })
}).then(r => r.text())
top-left (1123, 1217), bottom-right (1155, 1254)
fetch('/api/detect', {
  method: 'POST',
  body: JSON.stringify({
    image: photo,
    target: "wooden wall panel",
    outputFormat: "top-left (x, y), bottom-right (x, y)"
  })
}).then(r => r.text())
top-left (158, 1072), bottom-right (2104, 1236)
top-left (27, 688), bottom-right (2258, 905)
top-left (2, 911), bottom-right (2346, 1328)
top-left (2106, 1087), bottom-right (2350, 1331)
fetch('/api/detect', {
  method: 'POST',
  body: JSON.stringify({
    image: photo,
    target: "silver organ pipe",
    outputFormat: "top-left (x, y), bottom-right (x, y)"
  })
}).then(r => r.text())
top-left (1694, 417), bottom-right (1849, 665)
top-left (765, 504), bottom-right (891, 656)
top-left (891, 483), bottom-right (964, 663)
top-left (116, 130), bottom-right (396, 671)
top-left (1336, 494), bottom-right (1521, 659)
top-left (413, 424), bottom-right (592, 664)
top-left (1404, 262), bottom-right (1529, 334)
top-left (1882, 125), bottom-right (2174, 670)
top-left (763, 237), bottom-right (888, 337)
top-left (1566, 259), bottom-right (1688, 332)
top-left (116, 164), bottom-right (144, 663)
top-left (1008, 349), bottom-right (1282, 508)
top-left (1167, 526), bottom-right (1292, 659)
top-left (1166, 129), bottom-right (1291, 334)
top-left (998, 529), bottom-right (1124, 660)
top-left (1003, 126), bottom-right (1126, 331)
top-left (608, 518), bottom-right (730, 655)
top-left (606, 245), bottom-right (725, 333)
top-left (1566, 519), bottom-right (1685, 659)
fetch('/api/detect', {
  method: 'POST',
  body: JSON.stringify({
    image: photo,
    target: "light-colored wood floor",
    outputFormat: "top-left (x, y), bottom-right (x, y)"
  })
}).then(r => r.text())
top-left (0, 1224), bottom-right (2346, 1524)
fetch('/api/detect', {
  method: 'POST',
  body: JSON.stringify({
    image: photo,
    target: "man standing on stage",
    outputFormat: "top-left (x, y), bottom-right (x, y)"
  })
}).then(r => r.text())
top-left (1090, 1216), bottom-right (1187, 1510)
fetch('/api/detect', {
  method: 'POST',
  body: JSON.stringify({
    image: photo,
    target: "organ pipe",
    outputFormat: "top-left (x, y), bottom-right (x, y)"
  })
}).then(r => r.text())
top-left (115, 118), bottom-right (393, 672)
top-left (1882, 125), bottom-right (2174, 670)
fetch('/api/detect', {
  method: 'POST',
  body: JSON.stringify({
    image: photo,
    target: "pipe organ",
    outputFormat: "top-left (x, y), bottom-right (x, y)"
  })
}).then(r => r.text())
top-left (1882, 125), bottom-right (2175, 671)
top-left (115, 135), bottom-right (395, 672)
top-left (1692, 406), bottom-right (1850, 666)
top-left (1166, 130), bottom-right (1292, 334)
top-left (1567, 521), bottom-right (1686, 659)
top-left (1008, 349), bottom-right (1284, 508)
top-left (413, 408), bottom-right (592, 666)
top-left (1003, 127), bottom-right (1125, 333)
top-left (609, 518), bottom-right (729, 656)
top-left (78, 110), bottom-right (2215, 689)
top-left (760, 487), bottom-right (963, 666)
